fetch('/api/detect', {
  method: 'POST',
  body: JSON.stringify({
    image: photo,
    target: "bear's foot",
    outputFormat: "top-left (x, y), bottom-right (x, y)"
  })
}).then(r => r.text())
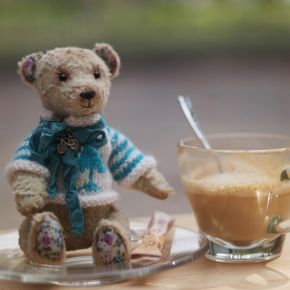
top-left (35, 215), bottom-right (65, 263)
top-left (19, 212), bottom-right (66, 265)
top-left (93, 225), bottom-right (129, 266)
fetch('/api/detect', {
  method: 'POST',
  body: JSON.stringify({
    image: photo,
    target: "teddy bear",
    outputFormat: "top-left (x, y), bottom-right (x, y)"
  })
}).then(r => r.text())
top-left (5, 43), bottom-right (173, 266)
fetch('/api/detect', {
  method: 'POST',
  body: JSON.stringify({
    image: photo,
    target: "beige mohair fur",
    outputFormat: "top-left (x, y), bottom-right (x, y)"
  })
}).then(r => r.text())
top-left (11, 42), bottom-right (174, 265)
top-left (19, 211), bottom-right (66, 265)
top-left (133, 167), bottom-right (174, 200)
top-left (93, 216), bottom-right (131, 265)
top-left (41, 203), bottom-right (129, 251)
top-left (12, 171), bottom-right (48, 216)
top-left (19, 204), bottom-right (130, 264)
top-left (20, 47), bottom-right (111, 118)
top-left (15, 43), bottom-right (173, 202)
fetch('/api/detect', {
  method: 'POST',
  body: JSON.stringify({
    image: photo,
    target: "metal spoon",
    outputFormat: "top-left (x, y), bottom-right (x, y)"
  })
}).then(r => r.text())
top-left (178, 95), bottom-right (223, 173)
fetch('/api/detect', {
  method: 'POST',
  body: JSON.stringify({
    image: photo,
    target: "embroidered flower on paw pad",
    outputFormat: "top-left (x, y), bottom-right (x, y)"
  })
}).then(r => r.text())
top-left (104, 232), bottom-right (115, 246)
top-left (95, 227), bottom-right (126, 264)
top-left (35, 219), bottom-right (64, 260)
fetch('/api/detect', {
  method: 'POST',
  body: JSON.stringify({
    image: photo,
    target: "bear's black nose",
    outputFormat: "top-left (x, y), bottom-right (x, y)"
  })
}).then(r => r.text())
top-left (80, 90), bottom-right (96, 100)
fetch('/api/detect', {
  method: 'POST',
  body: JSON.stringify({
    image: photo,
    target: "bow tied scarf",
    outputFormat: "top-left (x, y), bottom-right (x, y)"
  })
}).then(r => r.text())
top-left (29, 117), bottom-right (107, 235)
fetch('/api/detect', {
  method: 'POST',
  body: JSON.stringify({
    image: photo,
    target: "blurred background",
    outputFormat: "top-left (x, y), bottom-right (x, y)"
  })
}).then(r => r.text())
top-left (1, 0), bottom-right (290, 229)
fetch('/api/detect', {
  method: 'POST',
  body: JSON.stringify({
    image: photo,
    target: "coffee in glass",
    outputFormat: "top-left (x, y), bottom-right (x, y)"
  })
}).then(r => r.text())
top-left (179, 133), bottom-right (290, 262)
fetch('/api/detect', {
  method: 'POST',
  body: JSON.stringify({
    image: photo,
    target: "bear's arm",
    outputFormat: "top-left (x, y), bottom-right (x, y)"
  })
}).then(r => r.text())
top-left (12, 171), bottom-right (48, 216)
top-left (6, 135), bottom-right (50, 216)
top-left (107, 127), bottom-right (173, 199)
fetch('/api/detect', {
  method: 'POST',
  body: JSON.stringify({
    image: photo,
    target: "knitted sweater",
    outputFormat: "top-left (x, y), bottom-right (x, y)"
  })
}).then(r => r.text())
top-left (6, 111), bottom-right (156, 208)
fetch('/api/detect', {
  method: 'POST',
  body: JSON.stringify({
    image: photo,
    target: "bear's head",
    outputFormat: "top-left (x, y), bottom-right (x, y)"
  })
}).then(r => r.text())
top-left (18, 43), bottom-right (121, 118)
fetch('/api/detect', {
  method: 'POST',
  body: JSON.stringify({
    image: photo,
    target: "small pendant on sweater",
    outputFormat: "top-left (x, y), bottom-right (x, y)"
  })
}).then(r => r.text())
top-left (57, 132), bottom-right (80, 154)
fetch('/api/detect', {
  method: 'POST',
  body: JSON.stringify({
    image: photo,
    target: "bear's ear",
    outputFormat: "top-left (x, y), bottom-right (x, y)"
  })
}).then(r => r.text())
top-left (18, 52), bottom-right (44, 85)
top-left (93, 43), bottom-right (121, 79)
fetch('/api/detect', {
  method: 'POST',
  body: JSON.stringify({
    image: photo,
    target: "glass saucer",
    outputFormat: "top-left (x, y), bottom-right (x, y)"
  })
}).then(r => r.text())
top-left (0, 221), bottom-right (208, 286)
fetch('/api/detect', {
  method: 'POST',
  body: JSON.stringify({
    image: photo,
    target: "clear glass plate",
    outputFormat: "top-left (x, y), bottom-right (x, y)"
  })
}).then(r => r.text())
top-left (0, 221), bottom-right (208, 286)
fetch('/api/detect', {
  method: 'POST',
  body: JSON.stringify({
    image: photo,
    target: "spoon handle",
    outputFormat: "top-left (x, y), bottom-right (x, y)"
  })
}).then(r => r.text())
top-left (178, 95), bottom-right (211, 149)
top-left (178, 95), bottom-right (223, 173)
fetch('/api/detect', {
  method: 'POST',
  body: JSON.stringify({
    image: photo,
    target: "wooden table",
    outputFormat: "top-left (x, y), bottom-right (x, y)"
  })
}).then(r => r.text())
top-left (2, 213), bottom-right (290, 290)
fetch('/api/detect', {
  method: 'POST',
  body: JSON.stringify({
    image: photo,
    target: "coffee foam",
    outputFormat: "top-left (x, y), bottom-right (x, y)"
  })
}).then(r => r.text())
top-left (183, 157), bottom-right (290, 197)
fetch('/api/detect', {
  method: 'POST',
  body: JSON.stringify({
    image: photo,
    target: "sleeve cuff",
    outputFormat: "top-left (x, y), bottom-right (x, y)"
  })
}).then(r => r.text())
top-left (118, 156), bottom-right (157, 189)
top-left (5, 160), bottom-right (50, 185)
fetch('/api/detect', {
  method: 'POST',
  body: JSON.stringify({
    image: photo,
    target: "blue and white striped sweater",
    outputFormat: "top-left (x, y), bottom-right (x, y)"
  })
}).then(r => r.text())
top-left (6, 112), bottom-right (155, 207)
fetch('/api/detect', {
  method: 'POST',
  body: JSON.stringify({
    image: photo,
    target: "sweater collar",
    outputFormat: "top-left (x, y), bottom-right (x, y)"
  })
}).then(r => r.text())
top-left (40, 108), bottom-right (102, 128)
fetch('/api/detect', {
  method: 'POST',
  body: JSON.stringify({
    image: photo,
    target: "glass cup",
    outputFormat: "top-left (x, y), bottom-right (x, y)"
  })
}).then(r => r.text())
top-left (178, 133), bottom-right (290, 263)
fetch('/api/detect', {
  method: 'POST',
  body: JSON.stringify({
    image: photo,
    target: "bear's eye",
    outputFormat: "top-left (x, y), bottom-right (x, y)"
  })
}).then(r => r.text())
top-left (94, 71), bottom-right (101, 79)
top-left (58, 73), bottom-right (68, 82)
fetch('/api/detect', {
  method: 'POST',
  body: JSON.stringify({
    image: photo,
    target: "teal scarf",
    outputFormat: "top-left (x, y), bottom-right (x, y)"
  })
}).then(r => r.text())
top-left (29, 117), bottom-right (107, 235)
